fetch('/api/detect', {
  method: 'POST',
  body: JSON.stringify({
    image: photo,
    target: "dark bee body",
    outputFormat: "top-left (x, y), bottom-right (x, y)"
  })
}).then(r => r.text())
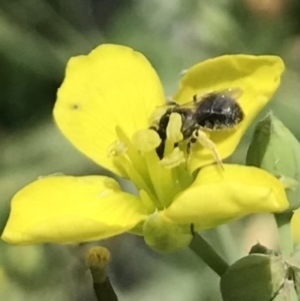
top-left (151, 89), bottom-right (244, 159)
top-left (191, 92), bottom-right (244, 130)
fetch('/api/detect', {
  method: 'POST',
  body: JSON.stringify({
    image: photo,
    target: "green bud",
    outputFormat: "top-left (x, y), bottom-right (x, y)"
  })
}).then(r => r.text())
top-left (220, 252), bottom-right (289, 301)
top-left (143, 213), bottom-right (193, 253)
top-left (249, 242), bottom-right (278, 256)
top-left (246, 112), bottom-right (300, 210)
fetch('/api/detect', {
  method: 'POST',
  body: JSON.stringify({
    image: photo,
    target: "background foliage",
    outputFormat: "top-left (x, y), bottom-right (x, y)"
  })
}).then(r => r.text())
top-left (0, 0), bottom-right (299, 300)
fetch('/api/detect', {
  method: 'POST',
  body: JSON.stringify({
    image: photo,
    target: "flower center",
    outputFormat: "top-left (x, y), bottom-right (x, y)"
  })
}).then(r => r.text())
top-left (107, 114), bottom-right (194, 211)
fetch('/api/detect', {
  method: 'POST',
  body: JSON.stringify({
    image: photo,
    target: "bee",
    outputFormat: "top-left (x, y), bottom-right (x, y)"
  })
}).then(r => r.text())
top-left (150, 88), bottom-right (244, 166)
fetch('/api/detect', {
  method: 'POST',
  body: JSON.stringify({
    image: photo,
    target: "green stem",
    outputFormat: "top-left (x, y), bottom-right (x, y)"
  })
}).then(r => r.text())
top-left (189, 232), bottom-right (229, 277)
top-left (274, 212), bottom-right (294, 256)
top-left (92, 277), bottom-right (119, 301)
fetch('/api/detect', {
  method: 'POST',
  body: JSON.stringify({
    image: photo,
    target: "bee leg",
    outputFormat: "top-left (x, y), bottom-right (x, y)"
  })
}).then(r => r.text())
top-left (155, 140), bottom-right (166, 159)
top-left (192, 94), bottom-right (198, 104)
top-left (149, 125), bottom-right (158, 131)
top-left (191, 129), bottom-right (224, 169)
top-left (187, 136), bottom-right (196, 154)
top-left (149, 126), bottom-right (165, 159)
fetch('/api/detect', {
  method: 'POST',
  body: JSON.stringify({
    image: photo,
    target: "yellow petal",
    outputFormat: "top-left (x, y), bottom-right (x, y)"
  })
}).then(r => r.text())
top-left (54, 44), bottom-right (165, 176)
top-left (2, 176), bottom-right (147, 244)
top-left (291, 209), bottom-right (300, 244)
top-left (162, 164), bottom-right (288, 230)
top-left (174, 55), bottom-right (284, 172)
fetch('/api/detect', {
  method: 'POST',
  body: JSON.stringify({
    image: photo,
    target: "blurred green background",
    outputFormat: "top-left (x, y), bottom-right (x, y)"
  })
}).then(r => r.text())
top-left (0, 0), bottom-right (299, 300)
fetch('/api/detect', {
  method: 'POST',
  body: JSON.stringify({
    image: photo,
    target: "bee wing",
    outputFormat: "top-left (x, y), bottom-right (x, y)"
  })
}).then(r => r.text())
top-left (219, 87), bottom-right (244, 99)
top-left (153, 96), bottom-right (195, 109)
top-left (194, 87), bottom-right (244, 103)
top-left (153, 87), bottom-right (243, 115)
top-left (173, 101), bottom-right (196, 108)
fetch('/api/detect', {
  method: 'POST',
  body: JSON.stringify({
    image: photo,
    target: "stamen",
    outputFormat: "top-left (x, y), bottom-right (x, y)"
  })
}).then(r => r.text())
top-left (132, 129), bottom-right (161, 153)
top-left (160, 148), bottom-right (192, 202)
top-left (129, 128), bottom-right (174, 208)
top-left (114, 155), bottom-right (158, 203)
top-left (139, 190), bottom-right (156, 213)
top-left (107, 127), bottom-right (164, 209)
top-left (143, 151), bottom-right (171, 209)
top-left (107, 140), bottom-right (128, 157)
top-left (160, 148), bottom-right (186, 169)
top-left (164, 113), bottom-right (183, 157)
top-left (166, 113), bottom-right (183, 143)
top-left (115, 126), bottom-right (149, 181)
top-left (105, 120), bottom-right (193, 212)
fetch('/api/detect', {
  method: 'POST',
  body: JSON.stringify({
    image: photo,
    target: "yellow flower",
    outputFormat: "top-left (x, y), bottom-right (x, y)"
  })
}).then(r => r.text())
top-left (1, 44), bottom-right (288, 251)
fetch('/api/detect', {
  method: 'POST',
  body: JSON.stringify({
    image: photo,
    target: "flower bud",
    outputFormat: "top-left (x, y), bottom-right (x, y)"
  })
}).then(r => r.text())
top-left (220, 251), bottom-right (298, 301)
top-left (143, 213), bottom-right (193, 253)
top-left (246, 113), bottom-right (300, 210)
